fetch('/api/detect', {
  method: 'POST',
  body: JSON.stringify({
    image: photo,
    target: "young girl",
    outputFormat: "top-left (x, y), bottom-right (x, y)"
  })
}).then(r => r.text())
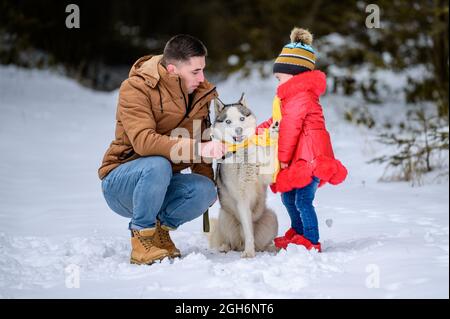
top-left (256, 27), bottom-right (347, 252)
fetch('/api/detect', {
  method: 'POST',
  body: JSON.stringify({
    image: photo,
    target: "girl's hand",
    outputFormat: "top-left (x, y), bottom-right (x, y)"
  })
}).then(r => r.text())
top-left (280, 162), bottom-right (289, 169)
top-left (269, 121), bottom-right (280, 136)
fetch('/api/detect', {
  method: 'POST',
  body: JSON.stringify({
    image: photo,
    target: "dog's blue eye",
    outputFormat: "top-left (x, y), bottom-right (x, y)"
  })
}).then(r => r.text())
top-left (240, 117), bottom-right (245, 121)
top-left (226, 120), bottom-right (231, 124)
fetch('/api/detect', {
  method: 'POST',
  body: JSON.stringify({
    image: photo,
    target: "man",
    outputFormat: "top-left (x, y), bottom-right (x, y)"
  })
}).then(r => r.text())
top-left (98, 34), bottom-right (225, 265)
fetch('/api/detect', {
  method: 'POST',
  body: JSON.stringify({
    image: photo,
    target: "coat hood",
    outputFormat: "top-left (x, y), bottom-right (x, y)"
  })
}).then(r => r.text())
top-left (277, 70), bottom-right (327, 100)
top-left (128, 54), bottom-right (162, 88)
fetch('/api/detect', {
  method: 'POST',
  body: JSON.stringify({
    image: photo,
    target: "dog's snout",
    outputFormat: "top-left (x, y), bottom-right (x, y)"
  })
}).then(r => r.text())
top-left (235, 127), bottom-right (243, 135)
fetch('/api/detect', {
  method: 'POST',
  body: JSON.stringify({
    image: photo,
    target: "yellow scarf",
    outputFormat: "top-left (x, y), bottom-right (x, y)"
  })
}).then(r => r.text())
top-left (222, 96), bottom-right (282, 183)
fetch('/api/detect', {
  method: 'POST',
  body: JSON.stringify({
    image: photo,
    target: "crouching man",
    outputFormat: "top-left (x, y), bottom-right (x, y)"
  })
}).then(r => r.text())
top-left (98, 34), bottom-right (225, 265)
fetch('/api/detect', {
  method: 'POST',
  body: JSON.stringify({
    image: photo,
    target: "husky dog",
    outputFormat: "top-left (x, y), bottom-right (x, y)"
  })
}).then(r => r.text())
top-left (209, 94), bottom-right (279, 258)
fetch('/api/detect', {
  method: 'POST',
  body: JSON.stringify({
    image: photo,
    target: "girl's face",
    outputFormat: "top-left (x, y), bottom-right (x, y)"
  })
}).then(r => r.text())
top-left (274, 73), bottom-right (293, 86)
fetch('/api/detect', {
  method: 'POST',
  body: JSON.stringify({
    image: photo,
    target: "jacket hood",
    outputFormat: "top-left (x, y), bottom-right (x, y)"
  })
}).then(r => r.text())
top-left (277, 70), bottom-right (327, 100)
top-left (128, 55), bottom-right (164, 88)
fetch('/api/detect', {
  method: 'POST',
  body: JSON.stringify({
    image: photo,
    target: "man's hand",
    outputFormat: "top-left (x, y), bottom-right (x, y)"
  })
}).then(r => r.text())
top-left (280, 162), bottom-right (289, 169)
top-left (199, 141), bottom-right (226, 159)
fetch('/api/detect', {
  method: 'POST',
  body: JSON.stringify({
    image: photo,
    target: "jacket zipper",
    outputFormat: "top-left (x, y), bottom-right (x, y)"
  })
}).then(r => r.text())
top-left (190, 86), bottom-right (216, 115)
top-left (173, 86), bottom-right (216, 129)
top-left (178, 80), bottom-right (189, 118)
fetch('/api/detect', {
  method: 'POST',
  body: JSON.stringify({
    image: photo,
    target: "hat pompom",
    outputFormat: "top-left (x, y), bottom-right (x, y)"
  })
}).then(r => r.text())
top-left (290, 27), bottom-right (313, 45)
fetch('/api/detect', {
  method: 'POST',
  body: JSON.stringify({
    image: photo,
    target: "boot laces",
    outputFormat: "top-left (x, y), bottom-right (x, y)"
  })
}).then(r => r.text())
top-left (159, 228), bottom-right (172, 244)
top-left (134, 231), bottom-right (154, 250)
top-left (140, 237), bottom-right (153, 250)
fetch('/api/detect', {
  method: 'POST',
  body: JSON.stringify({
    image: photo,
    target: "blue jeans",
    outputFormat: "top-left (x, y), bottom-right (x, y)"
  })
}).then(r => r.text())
top-left (281, 177), bottom-right (320, 244)
top-left (101, 156), bottom-right (217, 230)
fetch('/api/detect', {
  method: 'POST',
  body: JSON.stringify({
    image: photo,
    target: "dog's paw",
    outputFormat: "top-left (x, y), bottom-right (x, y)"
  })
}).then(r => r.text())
top-left (219, 243), bottom-right (231, 253)
top-left (265, 244), bottom-right (280, 253)
top-left (241, 250), bottom-right (256, 258)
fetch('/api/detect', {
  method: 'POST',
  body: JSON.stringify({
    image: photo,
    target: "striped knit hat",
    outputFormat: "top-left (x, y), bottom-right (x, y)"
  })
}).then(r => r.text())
top-left (273, 27), bottom-right (316, 75)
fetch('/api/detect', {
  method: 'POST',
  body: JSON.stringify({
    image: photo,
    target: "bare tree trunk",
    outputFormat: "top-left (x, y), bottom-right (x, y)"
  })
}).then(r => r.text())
top-left (304, 0), bottom-right (323, 29)
top-left (430, 0), bottom-right (449, 118)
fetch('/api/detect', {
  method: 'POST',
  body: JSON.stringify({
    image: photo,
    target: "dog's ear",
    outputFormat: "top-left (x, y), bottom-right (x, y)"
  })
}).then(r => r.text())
top-left (238, 93), bottom-right (246, 106)
top-left (214, 98), bottom-right (225, 115)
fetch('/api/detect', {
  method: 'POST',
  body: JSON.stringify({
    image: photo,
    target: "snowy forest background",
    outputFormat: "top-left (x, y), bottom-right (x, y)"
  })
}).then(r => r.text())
top-left (0, 0), bottom-right (448, 298)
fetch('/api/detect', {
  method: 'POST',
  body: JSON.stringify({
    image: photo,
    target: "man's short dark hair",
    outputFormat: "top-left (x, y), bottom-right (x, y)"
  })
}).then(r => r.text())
top-left (162, 34), bottom-right (207, 66)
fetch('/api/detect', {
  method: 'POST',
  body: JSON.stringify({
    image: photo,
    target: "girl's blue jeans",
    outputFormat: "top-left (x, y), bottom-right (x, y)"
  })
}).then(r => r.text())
top-left (281, 177), bottom-right (320, 244)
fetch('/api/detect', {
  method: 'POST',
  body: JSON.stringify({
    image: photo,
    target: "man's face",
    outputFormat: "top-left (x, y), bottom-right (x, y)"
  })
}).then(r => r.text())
top-left (167, 56), bottom-right (206, 94)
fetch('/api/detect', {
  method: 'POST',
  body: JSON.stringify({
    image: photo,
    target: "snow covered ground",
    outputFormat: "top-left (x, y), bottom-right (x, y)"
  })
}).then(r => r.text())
top-left (0, 65), bottom-right (448, 299)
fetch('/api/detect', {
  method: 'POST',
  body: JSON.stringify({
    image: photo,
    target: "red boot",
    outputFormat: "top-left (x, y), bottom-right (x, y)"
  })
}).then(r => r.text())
top-left (274, 228), bottom-right (298, 249)
top-left (289, 234), bottom-right (322, 252)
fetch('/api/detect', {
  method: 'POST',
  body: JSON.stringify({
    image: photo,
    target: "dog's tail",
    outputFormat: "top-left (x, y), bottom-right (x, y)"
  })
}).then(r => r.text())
top-left (207, 218), bottom-right (221, 249)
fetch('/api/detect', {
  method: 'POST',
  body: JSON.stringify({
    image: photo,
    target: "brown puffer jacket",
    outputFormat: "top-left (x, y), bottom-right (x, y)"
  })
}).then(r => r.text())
top-left (98, 55), bottom-right (217, 181)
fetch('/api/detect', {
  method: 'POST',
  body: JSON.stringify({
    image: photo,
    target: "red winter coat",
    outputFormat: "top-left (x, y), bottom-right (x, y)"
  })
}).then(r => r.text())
top-left (257, 70), bottom-right (347, 193)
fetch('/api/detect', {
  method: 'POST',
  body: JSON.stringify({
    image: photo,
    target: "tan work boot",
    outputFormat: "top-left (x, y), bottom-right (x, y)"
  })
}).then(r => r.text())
top-left (130, 228), bottom-right (169, 265)
top-left (154, 221), bottom-right (181, 258)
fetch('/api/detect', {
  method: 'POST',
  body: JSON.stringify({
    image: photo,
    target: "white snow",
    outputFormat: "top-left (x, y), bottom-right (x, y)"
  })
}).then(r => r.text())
top-left (0, 65), bottom-right (448, 299)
